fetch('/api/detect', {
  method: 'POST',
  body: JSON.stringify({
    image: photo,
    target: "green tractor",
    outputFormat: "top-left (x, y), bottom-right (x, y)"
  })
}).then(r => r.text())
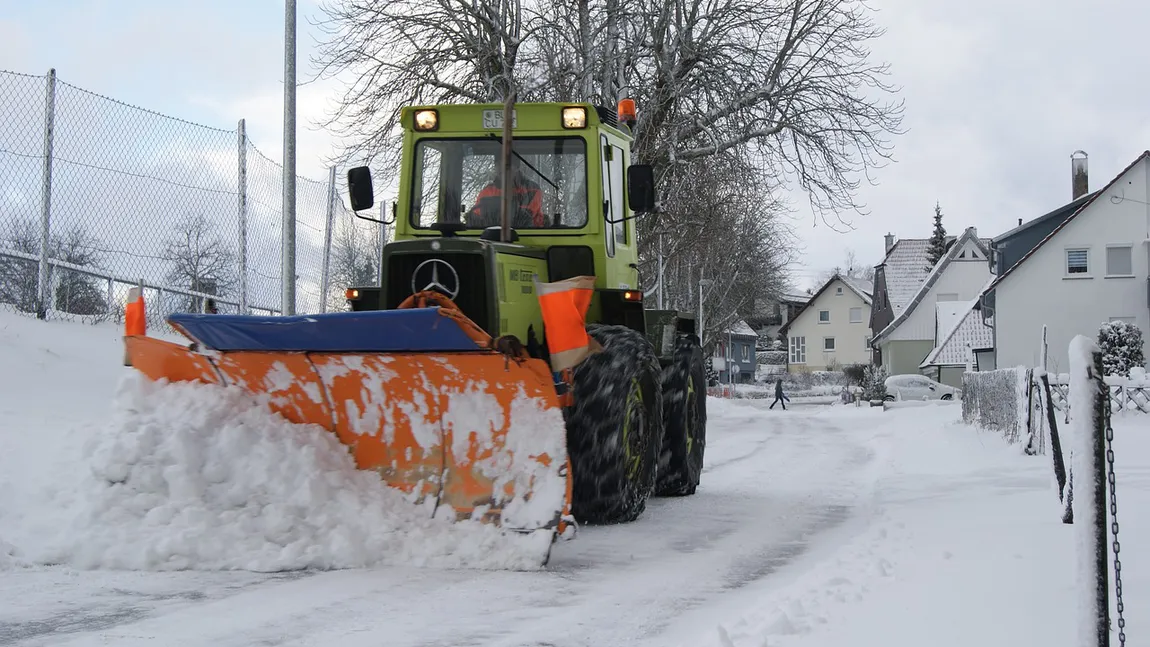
top-left (343, 100), bottom-right (706, 525)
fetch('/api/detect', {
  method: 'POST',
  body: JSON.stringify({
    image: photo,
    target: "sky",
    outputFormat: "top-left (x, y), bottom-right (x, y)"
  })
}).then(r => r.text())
top-left (3, 0), bottom-right (1150, 293)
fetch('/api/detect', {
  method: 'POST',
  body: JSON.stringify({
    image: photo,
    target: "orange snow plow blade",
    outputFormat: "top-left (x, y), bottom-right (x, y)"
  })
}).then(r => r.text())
top-left (122, 304), bottom-right (573, 541)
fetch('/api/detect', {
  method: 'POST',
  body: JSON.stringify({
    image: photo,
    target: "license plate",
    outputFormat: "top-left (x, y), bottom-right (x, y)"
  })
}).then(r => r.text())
top-left (482, 109), bottom-right (517, 129)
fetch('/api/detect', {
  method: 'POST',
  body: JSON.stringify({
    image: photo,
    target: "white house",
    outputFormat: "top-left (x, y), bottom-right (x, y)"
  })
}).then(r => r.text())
top-left (981, 150), bottom-right (1150, 373)
top-left (783, 274), bottom-right (873, 372)
top-left (870, 227), bottom-right (992, 377)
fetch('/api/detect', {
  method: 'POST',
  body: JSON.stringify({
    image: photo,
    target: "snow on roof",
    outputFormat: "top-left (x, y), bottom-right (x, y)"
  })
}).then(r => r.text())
top-left (920, 280), bottom-right (997, 368)
top-left (935, 301), bottom-right (966, 341)
top-left (873, 228), bottom-right (990, 344)
top-left (841, 276), bottom-right (874, 300)
top-left (781, 292), bottom-right (810, 303)
top-left (880, 238), bottom-right (932, 314)
top-left (726, 319), bottom-right (758, 338)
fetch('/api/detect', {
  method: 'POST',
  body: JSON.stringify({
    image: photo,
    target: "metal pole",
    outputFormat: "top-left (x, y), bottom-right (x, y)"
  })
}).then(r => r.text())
top-left (657, 231), bottom-right (664, 309)
top-left (37, 68), bottom-right (57, 320)
top-left (319, 166), bottom-right (337, 313)
top-left (281, 0), bottom-right (297, 315)
top-left (237, 118), bottom-right (249, 314)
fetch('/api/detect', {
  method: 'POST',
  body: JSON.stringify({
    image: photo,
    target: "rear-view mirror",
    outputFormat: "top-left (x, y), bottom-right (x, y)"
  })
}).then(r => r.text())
top-left (348, 166), bottom-right (375, 212)
top-left (627, 164), bottom-right (656, 213)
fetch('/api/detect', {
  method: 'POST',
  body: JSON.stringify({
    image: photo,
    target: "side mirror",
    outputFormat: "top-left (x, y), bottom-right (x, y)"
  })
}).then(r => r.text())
top-left (348, 166), bottom-right (375, 212)
top-left (627, 164), bottom-right (656, 213)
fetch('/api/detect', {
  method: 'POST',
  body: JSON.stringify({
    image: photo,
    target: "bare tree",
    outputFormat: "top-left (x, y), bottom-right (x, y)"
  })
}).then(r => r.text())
top-left (0, 218), bottom-right (107, 316)
top-left (162, 213), bottom-right (236, 312)
top-left (815, 248), bottom-right (876, 287)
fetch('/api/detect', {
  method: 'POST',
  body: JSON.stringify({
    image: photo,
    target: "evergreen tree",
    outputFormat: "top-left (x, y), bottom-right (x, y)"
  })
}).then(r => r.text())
top-left (1098, 321), bottom-right (1145, 377)
top-left (925, 202), bottom-right (948, 270)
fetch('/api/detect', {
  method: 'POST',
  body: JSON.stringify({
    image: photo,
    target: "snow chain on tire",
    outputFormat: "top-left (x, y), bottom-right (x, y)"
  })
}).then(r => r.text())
top-left (565, 324), bottom-right (664, 524)
top-left (656, 333), bottom-right (707, 496)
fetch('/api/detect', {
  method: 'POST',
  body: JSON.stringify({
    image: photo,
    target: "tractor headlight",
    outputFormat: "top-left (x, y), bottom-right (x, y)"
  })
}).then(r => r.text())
top-left (561, 106), bottom-right (587, 129)
top-left (414, 109), bottom-right (439, 131)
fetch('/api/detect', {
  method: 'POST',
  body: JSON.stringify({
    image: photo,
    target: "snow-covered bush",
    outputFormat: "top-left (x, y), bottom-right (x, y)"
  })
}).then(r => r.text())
top-left (860, 365), bottom-right (888, 401)
top-left (1097, 320), bottom-right (1145, 378)
top-left (756, 350), bottom-right (787, 365)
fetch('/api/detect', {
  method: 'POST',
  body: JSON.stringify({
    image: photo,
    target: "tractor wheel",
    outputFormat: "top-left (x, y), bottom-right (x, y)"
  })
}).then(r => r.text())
top-left (655, 333), bottom-right (707, 496)
top-left (565, 324), bottom-right (664, 524)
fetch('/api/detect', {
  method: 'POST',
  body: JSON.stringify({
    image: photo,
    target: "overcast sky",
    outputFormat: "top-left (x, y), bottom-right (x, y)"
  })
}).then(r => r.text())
top-left (4, 0), bottom-right (1149, 292)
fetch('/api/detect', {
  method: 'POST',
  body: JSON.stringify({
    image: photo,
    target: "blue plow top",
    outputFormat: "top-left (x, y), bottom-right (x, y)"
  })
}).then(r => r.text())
top-left (166, 308), bottom-right (485, 353)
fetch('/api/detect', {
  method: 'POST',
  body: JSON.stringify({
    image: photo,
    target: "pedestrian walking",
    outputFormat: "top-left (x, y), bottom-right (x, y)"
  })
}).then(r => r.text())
top-left (769, 378), bottom-right (789, 410)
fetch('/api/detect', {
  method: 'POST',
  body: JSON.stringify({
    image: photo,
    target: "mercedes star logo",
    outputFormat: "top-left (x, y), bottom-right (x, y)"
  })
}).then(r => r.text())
top-left (411, 258), bottom-right (461, 300)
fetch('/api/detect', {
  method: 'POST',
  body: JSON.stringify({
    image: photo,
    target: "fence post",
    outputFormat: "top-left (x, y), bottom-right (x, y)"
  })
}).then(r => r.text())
top-left (319, 166), bottom-right (336, 313)
top-left (237, 118), bottom-right (249, 315)
top-left (36, 68), bottom-right (57, 320)
top-left (1068, 335), bottom-right (1109, 647)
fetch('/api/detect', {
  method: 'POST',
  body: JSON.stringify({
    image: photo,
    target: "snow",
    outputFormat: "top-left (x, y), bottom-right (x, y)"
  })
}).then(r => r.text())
top-left (2, 309), bottom-right (1149, 646)
top-left (1068, 334), bottom-right (1104, 644)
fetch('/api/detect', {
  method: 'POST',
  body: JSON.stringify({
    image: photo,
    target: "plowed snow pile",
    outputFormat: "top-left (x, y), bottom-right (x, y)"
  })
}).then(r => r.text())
top-left (3, 374), bottom-right (552, 572)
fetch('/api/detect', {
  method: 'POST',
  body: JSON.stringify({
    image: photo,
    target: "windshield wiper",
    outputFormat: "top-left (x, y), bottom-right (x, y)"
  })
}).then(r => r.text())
top-left (486, 133), bottom-right (559, 190)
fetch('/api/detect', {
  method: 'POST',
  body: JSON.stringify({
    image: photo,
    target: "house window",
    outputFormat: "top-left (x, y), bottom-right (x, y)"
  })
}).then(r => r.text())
top-left (823, 337), bottom-right (836, 351)
top-left (1066, 248), bottom-right (1089, 275)
top-left (835, 286), bottom-right (843, 295)
top-left (789, 336), bottom-right (806, 363)
top-left (1106, 244), bottom-right (1133, 277)
top-left (818, 310), bottom-right (830, 323)
top-left (865, 336), bottom-right (871, 351)
top-left (742, 345), bottom-right (749, 361)
top-left (849, 307), bottom-right (862, 323)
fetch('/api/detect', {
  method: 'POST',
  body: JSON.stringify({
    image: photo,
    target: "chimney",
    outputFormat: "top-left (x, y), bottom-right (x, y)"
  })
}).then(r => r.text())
top-left (884, 233), bottom-right (895, 254)
top-left (1072, 150), bottom-right (1088, 199)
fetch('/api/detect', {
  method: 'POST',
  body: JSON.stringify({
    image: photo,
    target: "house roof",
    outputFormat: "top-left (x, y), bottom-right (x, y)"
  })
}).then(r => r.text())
top-left (920, 289), bottom-right (995, 367)
top-left (875, 238), bottom-right (932, 315)
top-left (872, 227), bottom-right (990, 345)
top-left (780, 273), bottom-right (871, 336)
top-left (725, 319), bottom-right (758, 338)
top-left (984, 150), bottom-right (1150, 295)
top-left (992, 190), bottom-right (1098, 243)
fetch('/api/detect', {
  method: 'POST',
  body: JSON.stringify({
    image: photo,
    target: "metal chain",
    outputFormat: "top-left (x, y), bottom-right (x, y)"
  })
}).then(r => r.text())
top-left (1104, 394), bottom-right (1126, 646)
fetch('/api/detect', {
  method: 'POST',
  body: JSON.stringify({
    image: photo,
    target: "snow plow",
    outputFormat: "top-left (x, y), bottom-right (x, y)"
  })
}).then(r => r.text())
top-left (123, 100), bottom-right (706, 559)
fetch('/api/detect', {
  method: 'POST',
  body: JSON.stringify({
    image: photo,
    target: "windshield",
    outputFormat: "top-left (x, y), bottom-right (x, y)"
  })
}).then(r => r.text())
top-left (410, 137), bottom-right (588, 230)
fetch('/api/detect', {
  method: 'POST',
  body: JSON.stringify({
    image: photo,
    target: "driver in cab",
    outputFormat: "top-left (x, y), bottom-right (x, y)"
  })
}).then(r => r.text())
top-left (467, 158), bottom-right (546, 229)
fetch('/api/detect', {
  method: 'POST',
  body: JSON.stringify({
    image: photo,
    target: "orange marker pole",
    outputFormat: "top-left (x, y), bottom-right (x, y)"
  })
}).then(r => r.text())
top-left (123, 285), bottom-right (146, 366)
top-left (536, 275), bottom-right (598, 373)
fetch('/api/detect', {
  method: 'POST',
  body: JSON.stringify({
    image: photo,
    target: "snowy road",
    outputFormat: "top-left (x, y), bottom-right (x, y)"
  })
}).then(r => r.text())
top-left (2, 399), bottom-right (881, 647)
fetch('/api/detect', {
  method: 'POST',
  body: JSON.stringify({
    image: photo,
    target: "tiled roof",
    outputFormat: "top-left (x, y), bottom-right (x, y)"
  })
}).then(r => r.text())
top-left (920, 298), bottom-right (995, 367)
top-left (873, 228), bottom-right (990, 344)
top-left (880, 238), bottom-right (932, 314)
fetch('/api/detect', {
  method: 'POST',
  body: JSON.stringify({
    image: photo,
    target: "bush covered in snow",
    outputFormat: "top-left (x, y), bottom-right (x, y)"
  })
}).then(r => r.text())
top-left (1098, 320), bottom-right (1145, 378)
top-left (961, 368), bottom-right (1026, 441)
top-left (841, 363), bottom-right (869, 386)
top-left (756, 350), bottom-right (787, 365)
top-left (860, 365), bottom-right (888, 401)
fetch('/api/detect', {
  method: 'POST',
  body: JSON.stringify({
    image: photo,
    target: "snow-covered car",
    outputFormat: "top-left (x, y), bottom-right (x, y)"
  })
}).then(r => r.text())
top-left (883, 374), bottom-right (960, 401)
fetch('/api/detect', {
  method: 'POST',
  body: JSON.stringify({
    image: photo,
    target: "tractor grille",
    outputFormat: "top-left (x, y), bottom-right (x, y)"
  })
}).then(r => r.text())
top-left (385, 252), bottom-right (492, 332)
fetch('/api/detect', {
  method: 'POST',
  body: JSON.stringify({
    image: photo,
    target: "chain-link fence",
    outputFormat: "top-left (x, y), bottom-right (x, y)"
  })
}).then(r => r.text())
top-left (0, 68), bottom-right (385, 334)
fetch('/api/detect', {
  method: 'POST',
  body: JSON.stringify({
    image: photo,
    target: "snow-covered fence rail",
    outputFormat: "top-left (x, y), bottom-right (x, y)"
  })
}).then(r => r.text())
top-left (1043, 373), bottom-right (1150, 415)
top-left (0, 68), bottom-right (380, 327)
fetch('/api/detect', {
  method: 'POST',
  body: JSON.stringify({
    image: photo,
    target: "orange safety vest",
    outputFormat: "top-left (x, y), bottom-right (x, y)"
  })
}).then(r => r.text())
top-left (470, 181), bottom-right (545, 227)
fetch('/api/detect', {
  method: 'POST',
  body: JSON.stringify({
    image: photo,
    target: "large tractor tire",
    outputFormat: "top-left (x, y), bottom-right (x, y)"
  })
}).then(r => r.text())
top-left (565, 324), bottom-right (664, 524)
top-left (655, 333), bottom-right (707, 496)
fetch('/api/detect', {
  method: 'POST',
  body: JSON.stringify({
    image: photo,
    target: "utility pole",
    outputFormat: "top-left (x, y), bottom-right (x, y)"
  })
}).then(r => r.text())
top-left (281, 0), bottom-right (297, 315)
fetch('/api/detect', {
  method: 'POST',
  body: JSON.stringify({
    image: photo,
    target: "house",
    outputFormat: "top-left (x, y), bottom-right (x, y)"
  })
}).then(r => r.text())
top-left (746, 292), bottom-right (810, 345)
top-left (781, 274), bottom-right (873, 372)
top-left (868, 236), bottom-right (932, 365)
top-left (870, 227), bottom-right (992, 376)
top-left (918, 288), bottom-right (996, 386)
top-left (712, 319), bottom-right (759, 383)
top-left (979, 150), bottom-right (1150, 373)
